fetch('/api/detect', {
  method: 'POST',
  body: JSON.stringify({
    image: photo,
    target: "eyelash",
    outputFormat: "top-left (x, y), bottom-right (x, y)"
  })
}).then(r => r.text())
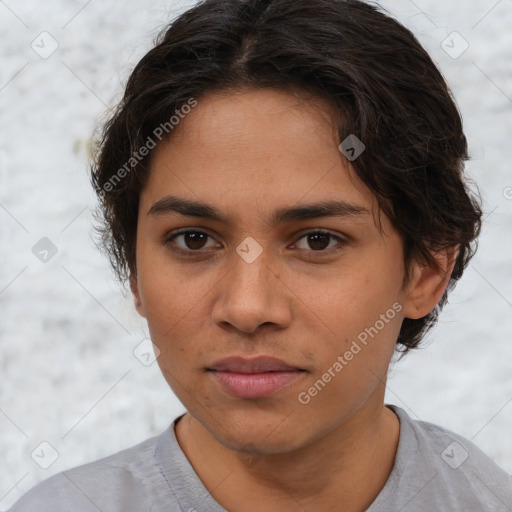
top-left (164, 229), bottom-right (348, 259)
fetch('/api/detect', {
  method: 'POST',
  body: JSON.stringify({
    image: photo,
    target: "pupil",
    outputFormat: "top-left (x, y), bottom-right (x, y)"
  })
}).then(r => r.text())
top-left (185, 232), bottom-right (207, 250)
top-left (308, 233), bottom-right (329, 251)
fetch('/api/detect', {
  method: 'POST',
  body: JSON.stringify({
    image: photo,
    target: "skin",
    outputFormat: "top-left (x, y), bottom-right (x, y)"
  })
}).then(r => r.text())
top-left (131, 87), bottom-right (455, 511)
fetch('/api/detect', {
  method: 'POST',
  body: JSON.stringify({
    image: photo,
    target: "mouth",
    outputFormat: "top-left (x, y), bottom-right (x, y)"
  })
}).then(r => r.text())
top-left (207, 356), bottom-right (307, 399)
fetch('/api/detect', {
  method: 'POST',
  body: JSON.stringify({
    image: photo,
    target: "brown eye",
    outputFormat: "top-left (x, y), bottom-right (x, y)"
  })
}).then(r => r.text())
top-left (306, 232), bottom-right (331, 251)
top-left (291, 230), bottom-right (349, 259)
top-left (166, 230), bottom-right (220, 253)
top-left (294, 231), bottom-right (344, 252)
top-left (182, 231), bottom-right (208, 250)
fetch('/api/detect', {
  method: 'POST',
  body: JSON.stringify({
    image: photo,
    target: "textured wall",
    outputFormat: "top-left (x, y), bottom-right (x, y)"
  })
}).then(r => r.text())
top-left (1, 0), bottom-right (511, 509)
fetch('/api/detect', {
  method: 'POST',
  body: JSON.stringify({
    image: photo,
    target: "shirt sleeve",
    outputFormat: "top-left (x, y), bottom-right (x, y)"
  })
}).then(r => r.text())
top-left (9, 472), bottom-right (102, 512)
top-left (9, 466), bottom-right (152, 512)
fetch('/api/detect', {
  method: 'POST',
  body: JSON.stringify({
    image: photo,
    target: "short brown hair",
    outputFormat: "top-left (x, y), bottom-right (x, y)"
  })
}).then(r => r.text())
top-left (91, 0), bottom-right (482, 354)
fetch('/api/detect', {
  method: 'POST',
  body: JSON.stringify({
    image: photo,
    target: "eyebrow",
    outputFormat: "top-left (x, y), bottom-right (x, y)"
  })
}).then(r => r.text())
top-left (147, 194), bottom-right (369, 226)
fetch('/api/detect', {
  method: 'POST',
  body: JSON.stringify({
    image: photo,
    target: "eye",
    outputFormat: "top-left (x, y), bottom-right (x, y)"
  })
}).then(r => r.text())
top-left (292, 231), bottom-right (347, 256)
top-left (165, 229), bottom-right (220, 253)
top-left (165, 229), bottom-right (347, 258)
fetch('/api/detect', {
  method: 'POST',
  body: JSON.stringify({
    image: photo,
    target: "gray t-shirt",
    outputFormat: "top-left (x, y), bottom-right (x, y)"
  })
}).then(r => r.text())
top-left (9, 405), bottom-right (512, 511)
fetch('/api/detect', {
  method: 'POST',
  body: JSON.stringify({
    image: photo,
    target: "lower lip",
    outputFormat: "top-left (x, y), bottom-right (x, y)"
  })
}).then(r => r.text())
top-left (210, 371), bottom-right (304, 399)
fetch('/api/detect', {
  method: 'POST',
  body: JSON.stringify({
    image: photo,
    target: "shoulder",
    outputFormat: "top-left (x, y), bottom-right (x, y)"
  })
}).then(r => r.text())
top-left (9, 433), bottom-right (168, 512)
top-left (389, 405), bottom-right (512, 510)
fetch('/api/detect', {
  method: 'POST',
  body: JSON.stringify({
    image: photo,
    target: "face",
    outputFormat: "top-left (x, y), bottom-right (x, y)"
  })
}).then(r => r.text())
top-left (131, 87), bottom-right (437, 454)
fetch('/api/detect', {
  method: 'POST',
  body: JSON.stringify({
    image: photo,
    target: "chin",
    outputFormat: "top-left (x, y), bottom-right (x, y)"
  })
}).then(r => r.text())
top-left (198, 404), bottom-right (310, 455)
top-left (216, 428), bottom-right (304, 455)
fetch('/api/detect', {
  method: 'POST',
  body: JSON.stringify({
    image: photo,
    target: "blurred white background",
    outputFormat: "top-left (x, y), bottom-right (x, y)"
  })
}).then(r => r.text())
top-left (1, 0), bottom-right (511, 509)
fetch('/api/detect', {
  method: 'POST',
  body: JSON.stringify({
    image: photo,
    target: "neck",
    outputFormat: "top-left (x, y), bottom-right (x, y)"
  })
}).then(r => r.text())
top-left (175, 396), bottom-right (400, 512)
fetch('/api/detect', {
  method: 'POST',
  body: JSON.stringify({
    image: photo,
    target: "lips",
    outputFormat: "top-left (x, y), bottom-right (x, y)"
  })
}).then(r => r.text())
top-left (207, 356), bottom-right (306, 399)
top-left (207, 356), bottom-right (302, 373)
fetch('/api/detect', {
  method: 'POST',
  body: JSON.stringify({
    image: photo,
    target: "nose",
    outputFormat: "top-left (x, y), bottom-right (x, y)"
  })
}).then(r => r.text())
top-left (211, 246), bottom-right (292, 335)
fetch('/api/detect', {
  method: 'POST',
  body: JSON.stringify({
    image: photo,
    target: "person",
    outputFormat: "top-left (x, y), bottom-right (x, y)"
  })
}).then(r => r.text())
top-left (10, 0), bottom-right (512, 510)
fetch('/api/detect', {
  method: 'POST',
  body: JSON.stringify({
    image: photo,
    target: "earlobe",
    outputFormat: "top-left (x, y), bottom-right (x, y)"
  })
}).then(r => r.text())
top-left (402, 247), bottom-right (458, 320)
top-left (130, 275), bottom-right (146, 318)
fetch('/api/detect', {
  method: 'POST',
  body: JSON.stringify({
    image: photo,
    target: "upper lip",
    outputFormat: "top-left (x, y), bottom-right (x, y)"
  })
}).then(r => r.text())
top-left (207, 356), bottom-right (304, 373)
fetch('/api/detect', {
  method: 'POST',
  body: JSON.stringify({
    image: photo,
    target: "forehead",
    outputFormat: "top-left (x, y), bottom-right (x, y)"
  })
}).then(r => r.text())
top-left (142, 87), bottom-right (379, 225)
top-left (182, 86), bottom-right (337, 132)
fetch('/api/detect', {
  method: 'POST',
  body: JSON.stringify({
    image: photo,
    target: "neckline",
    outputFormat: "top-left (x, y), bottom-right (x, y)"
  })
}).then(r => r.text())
top-left (156, 405), bottom-right (411, 511)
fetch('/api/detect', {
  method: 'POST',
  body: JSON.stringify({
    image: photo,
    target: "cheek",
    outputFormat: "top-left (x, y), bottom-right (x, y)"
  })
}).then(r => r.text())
top-left (295, 254), bottom-right (403, 347)
top-left (136, 255), bottom-right (224, 374)
top-left (141, 274), bottom-right (204, 347)
top-left (295, 311), bottom-right (400, 436)
top-left (291, 254), bottom-right (404, 397)
top-left (136, 236), bottom-right (207, 324)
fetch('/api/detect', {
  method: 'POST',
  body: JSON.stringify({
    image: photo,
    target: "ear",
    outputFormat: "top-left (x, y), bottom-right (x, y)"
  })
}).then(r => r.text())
top-left (130, 274), bottom-right (146, 318)
top-left (402, 247), bottom-right (459, 319)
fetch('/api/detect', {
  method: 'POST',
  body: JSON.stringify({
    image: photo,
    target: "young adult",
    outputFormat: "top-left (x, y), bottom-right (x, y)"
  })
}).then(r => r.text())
top-left (11, 0), bottom-right (512, 510)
